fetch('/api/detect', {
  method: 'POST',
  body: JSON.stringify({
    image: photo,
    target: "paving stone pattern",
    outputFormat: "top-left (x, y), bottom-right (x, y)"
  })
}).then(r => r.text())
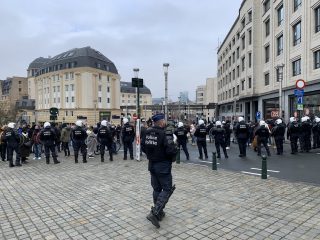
top-left (0, 156), bottom-right (319, 240)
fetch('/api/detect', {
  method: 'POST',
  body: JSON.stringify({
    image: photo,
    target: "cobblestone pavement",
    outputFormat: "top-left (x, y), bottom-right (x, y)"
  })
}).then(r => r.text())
top-left (0, 155), bottom-right (320, 240)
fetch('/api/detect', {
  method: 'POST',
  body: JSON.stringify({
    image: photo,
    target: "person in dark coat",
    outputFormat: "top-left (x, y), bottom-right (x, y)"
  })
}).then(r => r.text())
top-left (287, 117), bottom-right (301, 154)
top-left (271, 119), bottom-right (286, 155)
top-left (312, 117), bottom-right (320, 149)
top-left (71, 120), bottom-right (88, 163)
top-left (97, 120), bottom-right (113, 162)
top-left (0, 125), bottom-right (7, 161)
top-left (211, 121), bottom-right (228, 159)
top-left (234, 117), bottom-right (249, 157)
top-left (3, 122), bottom-right (21, 167)
top-left (39, 122), bottom-right (60, 164)
top-left (194, 119), bottom-right (208, 159)
top-left (20, 126), bottom-right (32, 163)
top-left (223, 120), bottom-right (232, 149)
top-left (141, 113), bottom-right (177, 228)
top-left (255, 120), bottom-right (271, 156)
top-left (174, 122), bottom-right (190, 160)
top-left (300, 116), bottom-right (312, 153)
top-left (121, 118), bottom-right (135, 160)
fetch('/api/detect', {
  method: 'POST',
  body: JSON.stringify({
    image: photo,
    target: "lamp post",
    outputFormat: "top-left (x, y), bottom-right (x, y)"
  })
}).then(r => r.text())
top-left (276, 63), bottom-right (285, 118)
top-left (178, 96), bottom-right (181, 121)
top-left (133, 68), bottom-right (140, 119)
top-left (93, 100), bottom-right (97, 123)
top-left (163, 63), bottom-right (169, 122)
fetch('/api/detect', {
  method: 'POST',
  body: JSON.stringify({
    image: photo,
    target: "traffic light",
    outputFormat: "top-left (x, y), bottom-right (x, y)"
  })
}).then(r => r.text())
top-left (49, 107), bottom-right (59, 121)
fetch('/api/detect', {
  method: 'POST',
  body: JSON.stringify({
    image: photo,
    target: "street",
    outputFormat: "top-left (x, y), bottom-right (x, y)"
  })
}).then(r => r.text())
top-left (178, 140), bottom-right (320, 186)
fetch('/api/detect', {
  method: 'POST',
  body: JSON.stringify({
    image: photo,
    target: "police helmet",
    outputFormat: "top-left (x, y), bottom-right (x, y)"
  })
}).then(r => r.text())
top-left (222, 121), bottom-right (226, 124)
top-left (276, 119), bottom-right (282, 125)
top-left (75, 120), bottom-right (83, 127)
top-left (259, 120), bottom-right (266, 126)
top-left (198, 119), bottom-right (204, 125)
top-left (7, 122), bottom-right (15, 129)
top-left (123, 118), bottom-right (128, 124)
top-left (101, 120), bottom-right (108, 126)
top-left (301, 117), bottom-right (307, 122)
top-left (238, 116), bottom-right (244, 122)
top-left (316, 117), bottom-right (320, 123)
top-left (178, 122), bottom-right (183, 128)
top-left (290, 117), bottom-right (296, 123)
top-left (216, 121), bottom-right (222, 126)
top-left (44, 122), bottom-right (51, 128)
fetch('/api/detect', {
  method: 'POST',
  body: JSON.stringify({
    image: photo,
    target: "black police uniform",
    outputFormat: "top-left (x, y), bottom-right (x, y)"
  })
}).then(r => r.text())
top-left (122, 122), bottom-right (135, 160)
top-left (71, 126), bottom-right (88, 163)
top-left (211, 126), bottom-right (228, 158)
top-left (174, 126), bottom-right (190, 160)
top-left (312, 121), bottom-right (320, 149)
top-left (3, 128), bottom-right (21, 167)
top-left (223, 121), bottom-right (232, 148)
top-left (235, 121), bottom-right (249, 157)
top-left (287, 121), bottom-right (301, 154)
top-left (39, 126), bottom-right (60, 164)
top-left (206, 123), bottom-right (214, 143)
top-left (301, 120), bottom-right (312, 152)
top-left (141, 125), bottom-right (177, 227)
top-left (97, 125), bottom-right (113, 162)
top-left (271, 123), bottom-right (286, 155)
top-left (255, 125), bottom-right (271, 156)
top-left (194, 124), bottom-right (208, 159)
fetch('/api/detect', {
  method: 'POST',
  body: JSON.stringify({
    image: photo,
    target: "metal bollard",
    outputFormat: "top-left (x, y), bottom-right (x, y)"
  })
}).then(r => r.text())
top-left (212, 152), bottom-right (217, 170)
top-left (261, 154), bottom-right (267, 179)
top-left (176, 146), bottom-right (180, 164)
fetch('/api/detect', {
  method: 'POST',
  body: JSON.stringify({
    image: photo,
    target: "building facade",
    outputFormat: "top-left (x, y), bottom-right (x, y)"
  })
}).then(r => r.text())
top-left (179, 91), bottom-right (189, 104)
top-left (120, 81), bottom-right (152, 120)
top-left (196, 85), bottom-right (206, 105)
top-left (27, 46), bottom-right (121, 125)
top-left (217, 0), bottom-right (320, 122)
top-left (204, 77), bottom-right (218, 122)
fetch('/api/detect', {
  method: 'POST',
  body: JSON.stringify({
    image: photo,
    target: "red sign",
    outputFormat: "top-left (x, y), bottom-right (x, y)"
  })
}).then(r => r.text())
top-left (271, 111), bottom-right (279, 118)
top-left (296, 79), bottom-right (306, 89)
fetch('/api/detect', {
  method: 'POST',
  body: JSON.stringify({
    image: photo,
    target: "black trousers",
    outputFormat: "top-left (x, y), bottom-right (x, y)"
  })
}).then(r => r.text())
top-left (290, 135), bottom-right (299, 153)
top-left (313, 133), bottom-right (320, 148)
top-left (275, 137), bottom-right (284, 154)
top-left (62, 142), bottom-right (70, 156)
top-left (123, 141), bottom-right (133, 159)
top-left (257, 138), bottom-right (270, 156)
top-left (215, 140), bottom-right (228, 158)
top-left (101, 143), bottom-right (113, 160)
top-left (178, 141), bottom-right (189, 159)
top-left (301, 134), bottom-right (311, 152)
top-left (237, 138), bottom-right (247, 156)
top-left (7, 145), bottom-right (20, 166)
top-left (1, 143), bottom-right (7, 160)
top-left (44, 145), bottom-right (57, 159)
top-left (225, 134), bottom-right (231, 147)
top-left (197, 140), bottom-right (208, 159)
top-left (73, 142), bottom-right (87, 160)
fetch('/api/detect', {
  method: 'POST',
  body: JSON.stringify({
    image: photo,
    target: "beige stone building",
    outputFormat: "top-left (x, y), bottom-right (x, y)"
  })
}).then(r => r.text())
top-left (217, 0), bottom-right (320, 122)
top-left (196, 85), bottom-right (206, 105)
top-left (27, 46), bottom-right (121, 125)
top-left (204, 77), bottom-right (218, 122)
top-left (0, 76), bottom-right (28, 109)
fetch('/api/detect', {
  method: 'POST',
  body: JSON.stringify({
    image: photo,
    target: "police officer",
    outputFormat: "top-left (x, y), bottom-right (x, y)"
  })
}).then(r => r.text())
top-left (141, 113), bottom-right (177, 228)
top-left (211, 121), bottom-right (228, 159)
top-left (312, 117), bottom-right (320, 149)
top-left (194, 119), bottom-right (208, 159)
top-left (121, 117), bottom-right (135, 160)
top-left (300, 116), bottom-right (312, 153)
top-left (3, 122), bottom-right (21, 167)
top-left (71, 120), bottom-right (87, 163)
top-left (287, 117), bottom-right (300, 154)
top-left (255, 120), bottom-right (271, 156)
top-left (235, 117), bottom-right (249, 157)
top-left (39, 122), bottom-right (60, 164)
top-left (174, 122), bottom-right (190, 160)
top-left (223, 120), bottom-right (232, 149)
top-left (97, 120), bottom-right (113, 162)
top-left (271, 119), bottom-right (286, 155)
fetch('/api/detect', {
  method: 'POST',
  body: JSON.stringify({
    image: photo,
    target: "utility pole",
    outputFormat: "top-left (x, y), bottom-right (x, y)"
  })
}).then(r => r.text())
top-left (163, 63), bottom-right (169, 122)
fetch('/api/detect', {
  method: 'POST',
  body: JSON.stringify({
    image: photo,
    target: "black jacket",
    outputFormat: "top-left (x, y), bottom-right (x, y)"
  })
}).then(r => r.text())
top-left (211, 126), bottom-right (226, 143)
top-left (235, 121), bottom-right (249, 139)
top-left (71, 126), bottom-right (87, 143)
top-left (255, 125), bottom-right (270, 140)
top-left (97, 126), bottom-right (113, 145)
top-left (122, 123), bottom-right (135, 143)
top-left (174, 127), bottom-right (188, 143)
top-left (40, 127), bottom-right (57, 146)
top-left (271, 123), bottom-right (286, 139)
top-left (287, 122), bottom-right (301, 139)
top-left (194, 125), bottom-right (207, 141)
top-left (3, 128), bottom-right (20, 147)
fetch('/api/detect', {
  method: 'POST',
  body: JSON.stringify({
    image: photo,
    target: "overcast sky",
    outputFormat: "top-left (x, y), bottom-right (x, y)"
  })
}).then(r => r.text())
top-left (0, 0), bottom-right (242, 101)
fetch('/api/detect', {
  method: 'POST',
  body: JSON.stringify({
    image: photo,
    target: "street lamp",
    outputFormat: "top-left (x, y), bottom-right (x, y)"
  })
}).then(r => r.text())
top-left (163, 63), bottom-right (169, 122)
top-left (178, 96), bottom-right (181, 121)
top-left (133, 68), bottom-right (140, 119)
top-left (276, 63), bottom-right (285, 118)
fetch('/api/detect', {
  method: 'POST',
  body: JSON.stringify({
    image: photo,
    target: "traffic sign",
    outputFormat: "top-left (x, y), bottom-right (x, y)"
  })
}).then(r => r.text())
top-left (297, 96), bottom-right (303, 104)
top-left (131, 78), bottom-right (144, 88)
top-left (294, 89), bottom-right (304, 96)
top-left (256, 111), bottom-right (261, 119)
top-left (297, 104), bottom-right (304, 111)
top-left (295, 79), bottom-right (306, 89)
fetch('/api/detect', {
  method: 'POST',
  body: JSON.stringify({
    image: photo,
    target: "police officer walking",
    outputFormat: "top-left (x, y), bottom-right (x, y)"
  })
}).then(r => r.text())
top-left (234, 117), bottom-right (249, 157)
top-left (271, 119), bottom-right (286, 155)
top-left (312, 117), bottom-right (320, 149)
top-left (3, 122), bottom-right (21, 167)
top-left (174, 122), bottom-right (190, 160)
top-left (211, 121), bottom-right (228, 159)
top-left (39, 122), bottom-right (60, 164)
top-left (300, 116), bottom-right (312, 152)
top-left (255, 120), bottom-right (271, 156)
top-left (121, 117), bottom-right (135, 160)
top-left (71, 120), bottom-right (87, 163)
top-left (194, 119), bottom-right (208, 160)
top-left (97, 120), bottom-right (113, 162)
top-left (287, 117), bottom-right (300, 154)
top-left (141, 113), bottom-right (177, 228)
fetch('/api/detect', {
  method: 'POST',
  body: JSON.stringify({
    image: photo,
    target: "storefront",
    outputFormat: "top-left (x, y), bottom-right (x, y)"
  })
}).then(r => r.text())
top-left (263, 98), bottom-right (280, 120)
top-left (289, 90), bottom-right (320, 119)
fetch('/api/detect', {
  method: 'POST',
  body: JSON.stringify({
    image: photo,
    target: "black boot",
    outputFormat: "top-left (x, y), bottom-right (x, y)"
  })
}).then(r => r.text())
top-left (146, 207), bottom-right (160, 228)
top-left (53, 157), bottom-right (60, 164)
top-left (109, 153), bottom-right (113, 161)
top-left (83, 155), bottom-right (87, 163)
top-left (157, 210), bottom-right (166, 221)
top-left (101, 155), bottom-right (104, 162)
top-left (46, 157), bottom-right (50, 164)
top-left (75, 155), bottom-right (78, 164)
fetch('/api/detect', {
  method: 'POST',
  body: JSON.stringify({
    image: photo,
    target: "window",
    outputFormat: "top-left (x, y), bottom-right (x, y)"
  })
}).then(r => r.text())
top-left (248, 77), bottom-right (252, 88)
top-left (107, 87), bottom-right (110, 92)
top-left (241, 18), bottom-right (246, 30)
top-left (233, 52), bottom-right (235, 63)
top-left (57, 86), bottom-right (60, 92)
top-left (70, 72), bottom-right (74, 79)
top-left (57, 97), bottom-right (60, 103)
top-left (278, 5), bottom-right (284, 26)
top-left (233, 87), bottom-right (235, 96)
top-left (263, 0), bottom-right (270, 13)
top-left (99, 73), bottom-right (102, 80)
top-left (233, 69), bottom-right (235, 80)
top-left (314, 50), bottom-right (320, 69)
top-left (19, 81), bottom-right (21, 84)
top-left (277, 35), bottom-right (284, 55)
top-left (72, 96), bottom-right (75, 103)
top-left (53, 86), bottom-right (56, 92)
top-left (98, 97), bottom-right (102, 103)
top-left (294, 0), bottom-right (301, 12)
top-left (229, 57), bottom-right (231, 67)
top-left (98, 85), bottom-right (102, 91)
top-left (241, 80), bottom-right (245, 91)
top-left (65, 73), bottom-right (69, 79)
top-left (241, 35), bottom-right (246, 49)
top-left (229, 73), bottom-right (232, 83)
top-left (265, 45), bottom-right (270, 63)
top-left (71, 84), bottom-right (74, 91)
top-left (264, 73), bottom-right (270, 86)
top-left (242, 57), bottom-right (245, 71)
top-left (265, 19), bottom-right (270, 36)
top-left (66, 97), bottom-right (69, 103)
top-left (229, 90), bottom-right (231, 98)
top-left (237, 47), bottom-right (240, 59)
top-left (292, 59), bottom-right (301, 76)
top-left (19, 88), bottom-right (21, 92)
top-left (293, 21), bottom-right (301, 46)
top-left (237, 65), bottom-right (240, 77)
top-left (248, 11), bottom-right (252, 22)
top-left (248, 30), bottom-right (252, 45)
top-left (107, 98), bottom-right (110, 103)
top-left (248, 53), bottom-right (252, 68)
top-left (65, 85), bottom-right (69, 91)
top-left (236, 85), bottom-right (239, 95)
top-left (315, 6), bottom-right (320, 33)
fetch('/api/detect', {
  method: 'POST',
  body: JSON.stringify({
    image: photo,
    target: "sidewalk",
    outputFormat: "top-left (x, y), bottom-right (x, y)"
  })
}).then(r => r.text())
top-left (0, 155), bottom-right (319, 240)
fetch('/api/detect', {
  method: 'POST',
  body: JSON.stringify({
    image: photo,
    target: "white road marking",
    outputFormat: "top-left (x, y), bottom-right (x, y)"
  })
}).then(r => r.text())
top-left (185, 163), bottom-right (208, 167)
top-left (241, 171), bottom-right (270, 177)
top-left (250, 168), bottom-right (280, 173)
top-left (316, 153), bottom-right (320, 155)
top-left (198, 160), bottom-right (220, 164)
